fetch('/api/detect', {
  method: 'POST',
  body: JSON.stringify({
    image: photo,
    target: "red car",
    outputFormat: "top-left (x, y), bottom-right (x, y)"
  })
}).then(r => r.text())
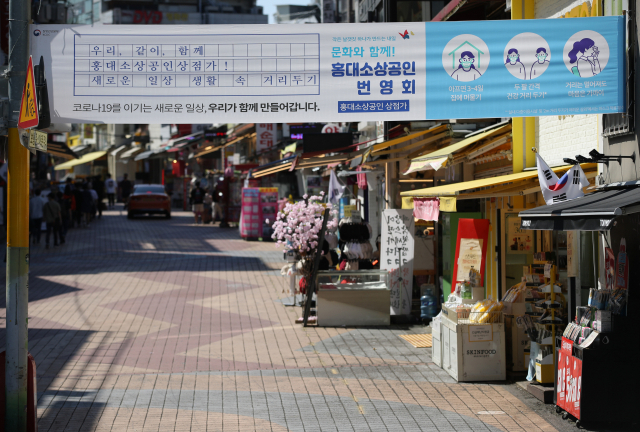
top-left (127, 184), bottom-right (171, 219)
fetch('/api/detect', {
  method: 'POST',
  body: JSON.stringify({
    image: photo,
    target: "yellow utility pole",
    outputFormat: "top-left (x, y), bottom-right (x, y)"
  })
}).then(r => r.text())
top-left (6, 0), bottom-right (31, 429)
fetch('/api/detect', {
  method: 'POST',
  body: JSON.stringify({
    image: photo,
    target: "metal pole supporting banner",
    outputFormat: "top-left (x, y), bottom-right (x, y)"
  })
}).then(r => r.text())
top-left (7, 0), bottom-right (31, 429)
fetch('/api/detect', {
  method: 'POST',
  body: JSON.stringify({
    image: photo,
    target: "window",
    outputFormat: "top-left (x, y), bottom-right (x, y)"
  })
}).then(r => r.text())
top-left (134, 185), bottom-right (166, 194)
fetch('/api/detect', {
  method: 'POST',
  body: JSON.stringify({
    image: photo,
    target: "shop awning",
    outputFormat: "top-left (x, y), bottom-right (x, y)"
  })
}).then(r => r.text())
top-left (119, 146), bottom-right (143, 159)
top-left (134, 150), bottom-right (153, 161)
top-left (250, 156), bottom-right (296, 178)
top-left (401, 163), bottom-right (597, 198)
top-left (191, 144), bottom-right (224, 159)
top-left (69, 144), bottom-right (89, 154)
top-left (54, 151), bottom-right (107, 171)
top-left (518, 187), bottom-right (640, 231)
top-left (134, 148), bottom-right (166, 161)
top-left (403, 122), bottom-right (511, 173)
top-left (372, 124), bottom-right (448, 153)
top-left (109, 145), bottom-right (128, 157)
top-left (166, 131), bottom-right (204, 153)
top-left (47, 142), bottom-right (78, 160)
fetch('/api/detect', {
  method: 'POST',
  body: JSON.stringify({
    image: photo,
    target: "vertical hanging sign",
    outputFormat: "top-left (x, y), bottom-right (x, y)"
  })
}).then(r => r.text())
top-left (256, 124), bottom-right (275, 153)
top-left (381, 209), bottom-right (415, 315)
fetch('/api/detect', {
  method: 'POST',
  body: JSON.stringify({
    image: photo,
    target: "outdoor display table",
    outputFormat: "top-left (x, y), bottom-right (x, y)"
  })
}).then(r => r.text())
top-left (315, 270), bottom-right (390, 326)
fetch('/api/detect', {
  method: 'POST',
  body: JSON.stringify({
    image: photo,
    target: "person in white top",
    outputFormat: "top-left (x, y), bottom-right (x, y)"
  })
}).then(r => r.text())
top-left (568, 38), bottom-right (601, 78)
top-left (450, 51), bottom-right (482, 82)
top-left (505, 48), bottom-right (527, 80)
top-left (105, 173), bottom-right (116, 209)
top-left (530, 47), bottom-right (550, 80)
top-left (29, 189), bottom-right (44, 244)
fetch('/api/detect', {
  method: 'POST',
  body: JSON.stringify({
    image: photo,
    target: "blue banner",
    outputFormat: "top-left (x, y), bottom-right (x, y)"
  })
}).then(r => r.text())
top-left (425, 16), bottom-right (625, 119)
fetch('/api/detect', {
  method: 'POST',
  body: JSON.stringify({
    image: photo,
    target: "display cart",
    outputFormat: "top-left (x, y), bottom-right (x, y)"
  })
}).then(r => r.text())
top-left (240, 187), bottom-right (278, 240)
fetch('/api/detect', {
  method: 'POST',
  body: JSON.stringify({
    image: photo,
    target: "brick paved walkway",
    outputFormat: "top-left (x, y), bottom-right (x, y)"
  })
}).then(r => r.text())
top-left (0, 207), bottom-right (560, 431)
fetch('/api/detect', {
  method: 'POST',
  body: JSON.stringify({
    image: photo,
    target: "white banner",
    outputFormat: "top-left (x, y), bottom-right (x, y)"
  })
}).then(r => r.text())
top-left (31, 23), bottom-right (425, 123)
top-left (381, 209), bottom-right (414, 316)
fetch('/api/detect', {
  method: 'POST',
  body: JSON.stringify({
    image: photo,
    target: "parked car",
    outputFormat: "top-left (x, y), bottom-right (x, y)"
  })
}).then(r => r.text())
top-left (127, 184), bottom-right (171, 219)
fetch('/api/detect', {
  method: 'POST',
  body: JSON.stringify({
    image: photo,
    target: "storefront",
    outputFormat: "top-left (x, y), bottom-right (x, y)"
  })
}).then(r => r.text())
top-left (400, 145), bottom-right (600, 380)
top-left (518, 185), bottom-right (639, 426)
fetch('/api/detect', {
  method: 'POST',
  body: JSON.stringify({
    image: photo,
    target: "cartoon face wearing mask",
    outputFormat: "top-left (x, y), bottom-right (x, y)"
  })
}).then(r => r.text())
top-left (460, 54), bottom-right (474, 70)
top-left (507, 49), bottom-right (520, 65)
top-left (450, 50), bottom-right (482, 81)
top-left (535, 48), bottom-right (548, 63)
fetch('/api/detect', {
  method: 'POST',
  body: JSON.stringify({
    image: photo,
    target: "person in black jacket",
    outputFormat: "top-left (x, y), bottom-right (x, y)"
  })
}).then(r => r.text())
top-left (190, 181), bottom-right (206, 224)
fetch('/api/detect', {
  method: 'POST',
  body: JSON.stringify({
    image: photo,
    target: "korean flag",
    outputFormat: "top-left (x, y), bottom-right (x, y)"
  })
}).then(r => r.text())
top-left (536, 154), bottom-right (590, 206)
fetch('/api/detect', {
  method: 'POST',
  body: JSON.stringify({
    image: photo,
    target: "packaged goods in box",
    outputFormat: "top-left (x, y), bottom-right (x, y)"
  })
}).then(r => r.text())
top-left (440, 317), bottom-right (506, 382)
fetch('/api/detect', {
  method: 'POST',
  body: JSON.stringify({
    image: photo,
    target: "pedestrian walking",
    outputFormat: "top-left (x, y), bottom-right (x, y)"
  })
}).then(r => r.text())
top-left (93, 175), bottom-right (105, 217)
top-left (80, 183), bottom-right (94, 227)
top-left (29, 189), bottom-right (44, 245)
top-left (203, 189), bottom-right (213, 224)
top-left (89, 182), bottom-right (100, 219)
top-left (190, 181), bottom-right (206, 224)
top-left (105, 173), bottom-right (116, 208)
top-left (43, 193), bottom-right (63, 249)
top-left (73, 181), bottom-right (83, 227)
top-left (61, 185), bottom-right (75, 236)
top-left (119, 173), bottom-right (133, 209)
top-left (212, 193), bottom-right (227, 227)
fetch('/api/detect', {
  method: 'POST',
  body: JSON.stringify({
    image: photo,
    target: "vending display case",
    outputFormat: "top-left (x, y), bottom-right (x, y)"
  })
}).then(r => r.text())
top-left (315, 270), bottom-right (390, 326)
top-left (240, 187), bottom-right (278, 240)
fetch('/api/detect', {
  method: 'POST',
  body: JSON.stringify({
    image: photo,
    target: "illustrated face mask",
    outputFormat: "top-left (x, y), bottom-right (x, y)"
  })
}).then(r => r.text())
top-left (460, 57), bottom-right (473, 68)
top-left (536, 53), bottom-right (547, 62)
top-left (508, 54), bottom-right (519, 64)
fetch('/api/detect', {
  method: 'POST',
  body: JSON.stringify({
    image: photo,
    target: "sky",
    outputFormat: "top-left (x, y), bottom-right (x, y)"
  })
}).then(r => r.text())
top-left (257, 0), bottom-right (312, 24)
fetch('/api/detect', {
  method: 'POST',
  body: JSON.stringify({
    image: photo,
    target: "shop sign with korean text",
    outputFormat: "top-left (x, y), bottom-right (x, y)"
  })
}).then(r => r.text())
top-left (256, 123), bottom-right (275, 153)
top-left (30, 17), bottom-right (624, 123)
top-left (381, 209), bottom-right (414, 316)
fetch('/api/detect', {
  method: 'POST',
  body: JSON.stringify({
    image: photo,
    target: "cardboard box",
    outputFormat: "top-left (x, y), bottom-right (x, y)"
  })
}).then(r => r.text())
top-left (431, 318), bottom-right (442, 368)
top-left (503, 301), bottom-right (527, 316)
top-left (472, 287), bottom-right (485, 301)
top-left (505, 315), bottom-right (529, 372)
top-left (441, 318), bottom-right (506, 382)
top-left (441, 304), bottom-right (470, 324)
top-left (535, 363), bottom-right (555, 384)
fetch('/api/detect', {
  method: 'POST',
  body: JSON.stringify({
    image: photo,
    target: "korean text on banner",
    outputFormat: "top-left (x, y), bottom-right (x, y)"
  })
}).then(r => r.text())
top-left (381, 209), bottom-right (414, 316)
top-left (31, 17), bottom-right (624, 123)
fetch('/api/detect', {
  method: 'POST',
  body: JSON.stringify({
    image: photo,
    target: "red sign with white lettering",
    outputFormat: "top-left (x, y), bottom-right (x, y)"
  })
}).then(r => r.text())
top-left (557, 337), bottom-right (582, 419)
top-left (256, 123), bottom-right (275, 153)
